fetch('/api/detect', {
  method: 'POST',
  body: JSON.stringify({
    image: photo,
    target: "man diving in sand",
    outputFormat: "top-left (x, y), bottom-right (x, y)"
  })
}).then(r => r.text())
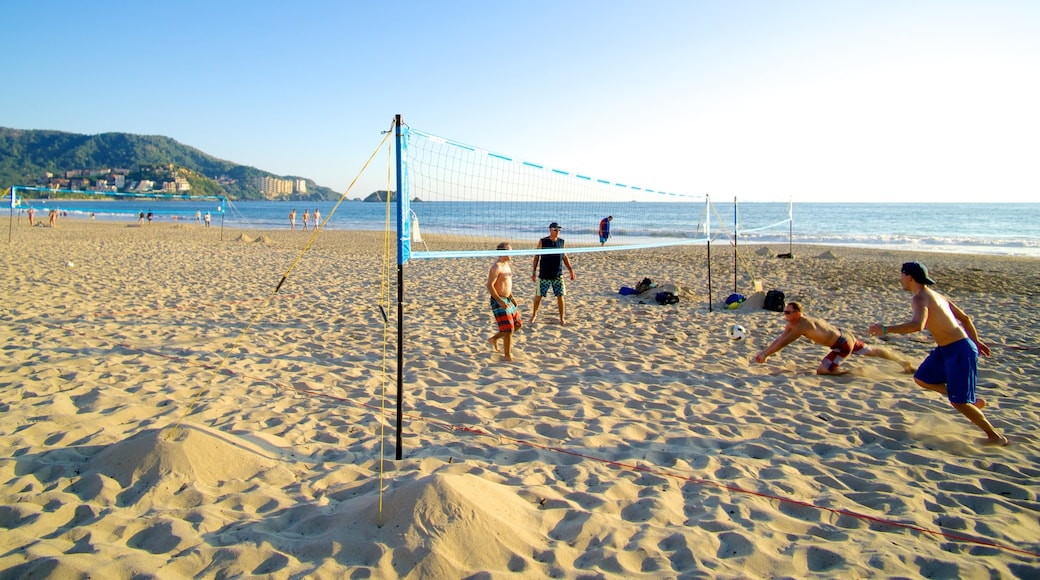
top-left (754, 301), bottom-right (916, 375)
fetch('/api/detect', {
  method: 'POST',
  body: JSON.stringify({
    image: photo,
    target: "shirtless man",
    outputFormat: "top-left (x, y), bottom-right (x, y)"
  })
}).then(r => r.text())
top-left (869, 261), bottom-right (1006, 446)
top-left (487, 242), bottom-right (522, 361)
top-left (755, 301), bottom-right (915, 375)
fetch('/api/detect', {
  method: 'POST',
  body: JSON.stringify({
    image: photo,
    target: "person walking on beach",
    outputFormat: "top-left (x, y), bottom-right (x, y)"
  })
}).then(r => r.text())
top-left (598, 215), bottom-right (613, 245)
top-left (313, 208), bottom-right (321, 231)
top-left (289, 208), bottom-right (297, 230)
top-left (869, 261), bottom-right (1007, 445)
top-left (302, 209), bottom-right (310, 231)
top-left (487, 242), bottom-right (522, 361)
top-left (755, 301), bottom-right (915, 375)
top-left (531, 222), bottom-right (575, 325)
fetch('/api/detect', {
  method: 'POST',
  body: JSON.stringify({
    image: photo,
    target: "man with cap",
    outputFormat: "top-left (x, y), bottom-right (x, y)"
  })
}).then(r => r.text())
top-left (531, 222), bottom-right (575, 325)
top-left (869, 261), bottom-right (1007, 446)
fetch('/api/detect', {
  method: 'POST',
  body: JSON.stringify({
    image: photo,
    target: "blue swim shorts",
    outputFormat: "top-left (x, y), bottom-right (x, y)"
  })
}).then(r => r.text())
top-left (914, 338), bottom-right (978, 404)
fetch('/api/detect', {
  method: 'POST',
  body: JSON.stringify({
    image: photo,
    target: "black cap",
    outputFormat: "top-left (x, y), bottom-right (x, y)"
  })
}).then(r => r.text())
top-left (549, 222), bottom-right (561, 229)
top-left (901, 261), bottom-right (936, 285)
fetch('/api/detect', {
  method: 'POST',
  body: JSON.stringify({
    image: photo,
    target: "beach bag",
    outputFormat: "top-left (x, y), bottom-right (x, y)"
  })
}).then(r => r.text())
top-left (763, 290), bottom-right (785, 312)
top-left (655, 291), bottom-right (679, 305)
top-left (635, 278), bottom-right (653, 294)
top-left (618, 286), bottom-right (638, 295)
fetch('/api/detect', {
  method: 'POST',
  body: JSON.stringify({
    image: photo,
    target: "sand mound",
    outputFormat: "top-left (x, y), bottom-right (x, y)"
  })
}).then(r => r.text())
top-left (235, 233), bottom-right (255, 243)
top-left (817, 250), bottom-right (839, 260)
top-left (88, 425), bottom-right (291, 493)
top-left (255, 471), bottom-right (545, 576)
top-left (256, 235), bottom-right (274, 244)
top-left (755, 246), bottom-right (772, 256)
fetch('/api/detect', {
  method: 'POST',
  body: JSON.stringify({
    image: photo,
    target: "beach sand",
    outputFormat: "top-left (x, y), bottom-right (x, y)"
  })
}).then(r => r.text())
top-left (2, 219), bottom-right (1038, 578)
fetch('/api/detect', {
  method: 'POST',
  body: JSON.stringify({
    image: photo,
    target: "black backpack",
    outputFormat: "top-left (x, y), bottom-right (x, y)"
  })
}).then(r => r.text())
top-left (655, 291), bottom-right (679, 305)
top-left (635, 278), bottom-right (653, 294)
top-left (763, 290), bottom-right (785, 312)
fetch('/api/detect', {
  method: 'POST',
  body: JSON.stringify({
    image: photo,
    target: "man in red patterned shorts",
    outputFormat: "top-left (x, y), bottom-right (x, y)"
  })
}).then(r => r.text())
top-left (755, 301), bottom-right (915, 375)
top-left (487, 242), bottom-right (522, 361)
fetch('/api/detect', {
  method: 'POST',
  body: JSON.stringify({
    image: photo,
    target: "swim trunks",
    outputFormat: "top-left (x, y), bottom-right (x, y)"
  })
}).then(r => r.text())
top-left (537, 277), bottom-right (566, 297)
top-left (914, 338), bottom-right (978, 404)
top-left (490, 296), bottom-right (522, 333)
top-left (821, 332), bottom-right (868, 371)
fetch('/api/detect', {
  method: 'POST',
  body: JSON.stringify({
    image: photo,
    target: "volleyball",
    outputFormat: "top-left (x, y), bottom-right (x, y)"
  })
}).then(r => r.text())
top-left (728, 324), bottom-right (747, 341)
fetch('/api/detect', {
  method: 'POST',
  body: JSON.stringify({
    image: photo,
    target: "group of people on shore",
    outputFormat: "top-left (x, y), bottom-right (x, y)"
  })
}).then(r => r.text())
top-left (487, 225), bottom-right (1006, 446)
top-left (25, 206), bottom-right (60, 227)
top-left (288, 208), bottom-right (321, 231)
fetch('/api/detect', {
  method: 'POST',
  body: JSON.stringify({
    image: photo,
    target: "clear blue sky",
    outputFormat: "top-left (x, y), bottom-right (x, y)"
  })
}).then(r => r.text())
top-left (3, 1), bottom-right (1037, 202)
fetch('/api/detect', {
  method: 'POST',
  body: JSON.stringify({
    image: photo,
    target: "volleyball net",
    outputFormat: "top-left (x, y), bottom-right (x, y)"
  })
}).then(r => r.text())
top-left (9, 185), bottom-right (227, 218)
top-left (397, 126), bottom-right (715, 263)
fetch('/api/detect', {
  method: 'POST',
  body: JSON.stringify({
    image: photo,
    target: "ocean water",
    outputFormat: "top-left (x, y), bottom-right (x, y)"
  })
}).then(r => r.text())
top-left (21, 198), bottom-right (1040, 257)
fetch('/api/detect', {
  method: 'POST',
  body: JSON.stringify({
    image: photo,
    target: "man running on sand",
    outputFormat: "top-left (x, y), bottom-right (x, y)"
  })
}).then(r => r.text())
top-left (755, 301), bottom-right (915, 375)
top-left (487, 242), bottom-right (522, 361)
top-left (869, 261), bottom-right (1007, 446)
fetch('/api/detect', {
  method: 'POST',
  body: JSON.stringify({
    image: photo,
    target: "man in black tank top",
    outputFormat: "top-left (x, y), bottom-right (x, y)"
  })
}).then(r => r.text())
top-left (530, 222), bottom-right (576, 325)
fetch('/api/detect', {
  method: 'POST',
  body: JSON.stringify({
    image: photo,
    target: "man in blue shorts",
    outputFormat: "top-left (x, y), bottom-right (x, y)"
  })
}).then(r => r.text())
top-left (530, 222), bottom-right (576, 325)
top-left (869, 261), bottom-right (1007, 446)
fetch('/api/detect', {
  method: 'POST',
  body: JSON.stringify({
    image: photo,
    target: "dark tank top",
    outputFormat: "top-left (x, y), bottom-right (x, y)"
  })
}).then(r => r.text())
top-left (538, 237), bottom-right (565, 278)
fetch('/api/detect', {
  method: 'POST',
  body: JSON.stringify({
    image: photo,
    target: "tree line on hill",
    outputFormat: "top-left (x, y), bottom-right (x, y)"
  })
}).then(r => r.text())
top-left (0, 127), bottom-right (340, 201)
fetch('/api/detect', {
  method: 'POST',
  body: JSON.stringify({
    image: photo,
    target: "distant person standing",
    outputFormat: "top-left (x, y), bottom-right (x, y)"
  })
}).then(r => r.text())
top-left (204, 212), bottom-right (211, 227)
top-left (138, 211), bottom-right (145, 225)
top-left (49, 209), bottom-right (58, 227)
top-left (869, 261), bottom-right (1007, 446)
top-left (195, 209), bottom-right (202, 224)
top-left (530, 222), bottom-right (575, 325)
top-left (302, 209), bottom-right (310, 231)
top-left (27, 207), bottom-right (35, 227)
top-left (147, 210), bottom-right (153, 224)
top-left (598, 215), bottom-right (613, 245)
top-left (487, 242), bottom-right (522, 361)
top-left (289, 208), bottom-right (297, 230)
top-left (313, 208), bottom-right (321, 231)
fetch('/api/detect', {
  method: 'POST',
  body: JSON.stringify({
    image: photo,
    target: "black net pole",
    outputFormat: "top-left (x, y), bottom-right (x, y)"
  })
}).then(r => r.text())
top-left (707, 239), bottom-right (713, 313)
top-left (394, 114), bottom-right (405, 461)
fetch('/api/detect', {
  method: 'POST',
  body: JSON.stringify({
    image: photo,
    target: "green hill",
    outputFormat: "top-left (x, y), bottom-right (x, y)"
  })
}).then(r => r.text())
top-left (0, 127), bottom-right (339, 201)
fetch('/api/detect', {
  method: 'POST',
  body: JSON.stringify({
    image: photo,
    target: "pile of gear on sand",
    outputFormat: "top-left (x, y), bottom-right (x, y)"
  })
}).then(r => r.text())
top-left (617, 277), bottom-right (686, 305)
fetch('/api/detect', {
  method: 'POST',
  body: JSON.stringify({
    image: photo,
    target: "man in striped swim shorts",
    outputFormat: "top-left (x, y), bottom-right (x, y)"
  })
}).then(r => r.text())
top-left (487, 242), bottom-right (522, 361)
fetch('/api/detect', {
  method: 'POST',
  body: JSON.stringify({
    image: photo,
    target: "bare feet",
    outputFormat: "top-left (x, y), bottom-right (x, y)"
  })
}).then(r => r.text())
top-left (487, 337), bottom-right (500, 352)
top-left (901, 362), bottom-right (917, 374)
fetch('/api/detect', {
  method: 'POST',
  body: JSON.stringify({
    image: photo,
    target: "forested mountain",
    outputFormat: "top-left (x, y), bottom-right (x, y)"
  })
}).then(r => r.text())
top-left (0, 128), bottom-right (338, 201)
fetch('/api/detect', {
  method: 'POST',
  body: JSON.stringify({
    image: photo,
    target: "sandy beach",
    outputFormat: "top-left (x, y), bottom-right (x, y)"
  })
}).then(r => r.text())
top-left (2, 218), bottom-right (1038, 578)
